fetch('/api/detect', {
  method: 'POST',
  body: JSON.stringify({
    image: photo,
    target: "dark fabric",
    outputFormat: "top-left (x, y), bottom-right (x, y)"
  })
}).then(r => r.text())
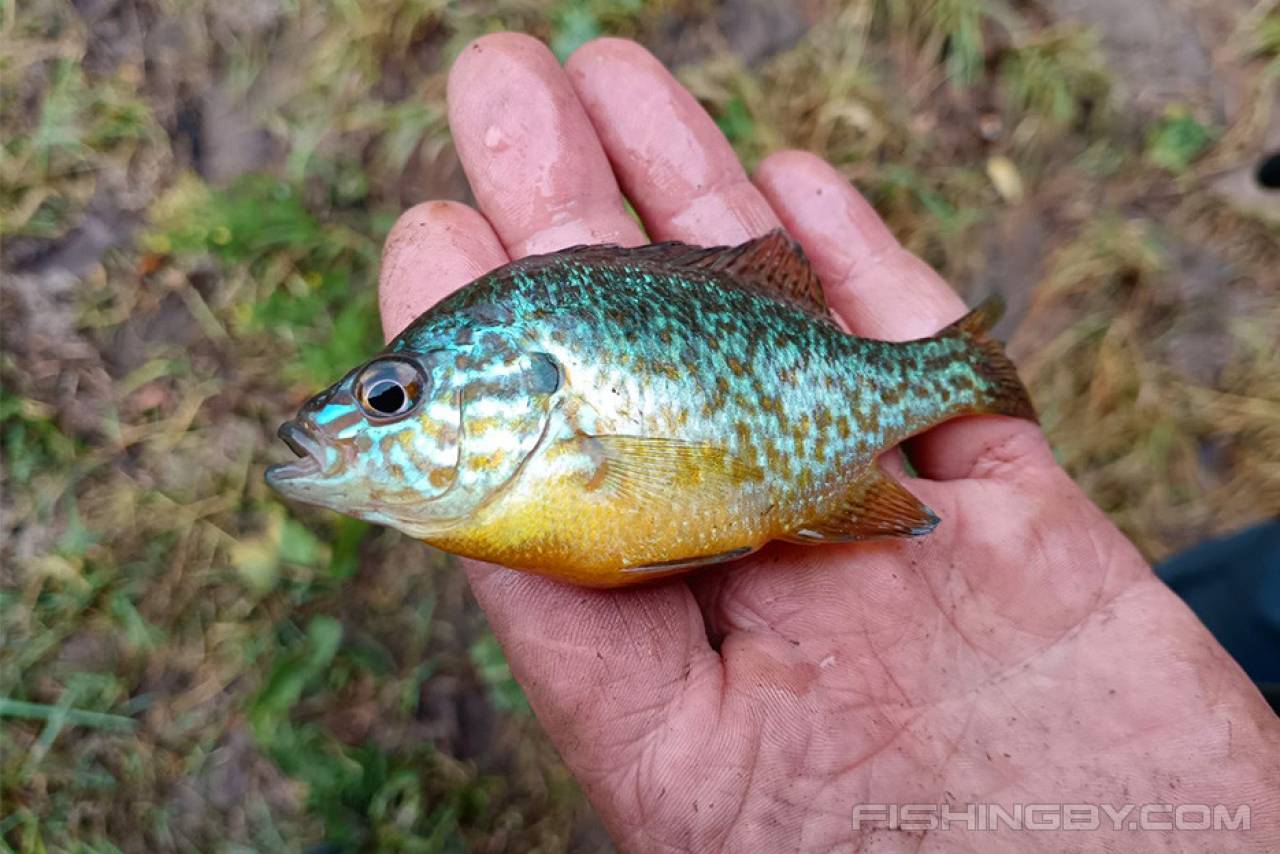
top-left (1156, 518), bottom-right (1280, 713)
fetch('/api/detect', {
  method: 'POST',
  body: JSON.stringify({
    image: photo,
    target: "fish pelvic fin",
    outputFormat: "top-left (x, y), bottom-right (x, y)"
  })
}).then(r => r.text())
top-left (783, 465), bottom-right (939, 543)
top-left (937, 295), bottom-right (1038, 423)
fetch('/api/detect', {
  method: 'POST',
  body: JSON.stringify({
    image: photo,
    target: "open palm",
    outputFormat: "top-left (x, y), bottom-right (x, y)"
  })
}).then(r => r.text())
top-left (376, 35), bottom-right (1279, 851)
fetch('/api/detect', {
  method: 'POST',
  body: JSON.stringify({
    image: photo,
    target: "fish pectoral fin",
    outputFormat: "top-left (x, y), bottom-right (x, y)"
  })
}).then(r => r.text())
top-left (583, 435), bottom-right (762, 505)
top-left (784, 467), bottom-right (940, 543)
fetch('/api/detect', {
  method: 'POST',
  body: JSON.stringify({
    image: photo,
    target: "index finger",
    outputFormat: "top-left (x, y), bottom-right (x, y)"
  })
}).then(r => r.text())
top-left (378, 198), bottom-right (719, 839)
top-left (427, 35), bottom-right (724, 828)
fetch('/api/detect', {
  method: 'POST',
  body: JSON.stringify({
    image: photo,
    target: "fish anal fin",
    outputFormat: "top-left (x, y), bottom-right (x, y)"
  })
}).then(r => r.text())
top-left (584, 435), bottom-right (763, 506)
top-left (785, 467), bottom-right (939, 543)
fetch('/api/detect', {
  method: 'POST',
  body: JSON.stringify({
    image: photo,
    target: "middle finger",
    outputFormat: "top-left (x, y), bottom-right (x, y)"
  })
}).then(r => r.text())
top-left (447, 32), bottom-right (645, 256)
top-left (566, 38), bottom-right (780, 245)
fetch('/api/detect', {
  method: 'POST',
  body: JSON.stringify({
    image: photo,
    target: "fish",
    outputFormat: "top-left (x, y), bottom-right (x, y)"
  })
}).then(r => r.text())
top-left (266, 230), bottom-right (1036, 587)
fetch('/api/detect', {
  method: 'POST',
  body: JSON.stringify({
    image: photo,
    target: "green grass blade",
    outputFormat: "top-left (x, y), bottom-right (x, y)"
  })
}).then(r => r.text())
top-left (0, 698), bottom-right (139, 731)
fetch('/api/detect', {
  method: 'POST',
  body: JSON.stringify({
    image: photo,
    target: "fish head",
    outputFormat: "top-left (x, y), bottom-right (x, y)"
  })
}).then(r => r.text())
top-left (266, 327), bottom-right (562, 539)
top-left (265, 349), bottom-right (464, 531)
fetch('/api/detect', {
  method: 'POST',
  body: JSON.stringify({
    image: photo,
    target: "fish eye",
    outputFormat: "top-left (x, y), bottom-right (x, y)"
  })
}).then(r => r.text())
top-left (356, 358), bottom-right (425, 420)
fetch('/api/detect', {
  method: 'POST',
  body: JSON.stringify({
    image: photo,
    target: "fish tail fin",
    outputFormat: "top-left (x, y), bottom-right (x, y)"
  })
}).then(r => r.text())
top-left (938, 295), bottom-right (1038, 423)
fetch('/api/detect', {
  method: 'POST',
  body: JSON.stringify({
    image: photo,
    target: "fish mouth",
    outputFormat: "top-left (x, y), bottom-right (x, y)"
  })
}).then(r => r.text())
top-left (265, 421), bottom-right (327, 483)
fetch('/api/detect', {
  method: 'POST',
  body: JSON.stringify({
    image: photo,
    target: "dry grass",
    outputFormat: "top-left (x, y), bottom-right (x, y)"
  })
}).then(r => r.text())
top-left (2, 0), bottom-right (1277, 850)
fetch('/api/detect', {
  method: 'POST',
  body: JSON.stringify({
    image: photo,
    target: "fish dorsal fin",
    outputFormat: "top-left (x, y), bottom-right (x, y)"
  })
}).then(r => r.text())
top-left (530, 230), bottom-right (833, 321)
top-left (632, 230), bottom-right (831, 320)
top-left (783, 466), bottom-right (940, 543)
top-left (938, 294), bottom-right (1005, 339)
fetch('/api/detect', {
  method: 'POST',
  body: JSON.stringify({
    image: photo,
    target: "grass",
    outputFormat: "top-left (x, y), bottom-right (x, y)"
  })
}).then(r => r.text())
top-left (2, 0), bottom-right (1278, 850)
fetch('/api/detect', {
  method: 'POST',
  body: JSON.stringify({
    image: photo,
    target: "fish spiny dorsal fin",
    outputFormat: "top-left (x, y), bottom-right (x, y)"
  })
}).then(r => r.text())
top-left (700, 230), bottom-right (830, 319)
top-left (532, 231), bottom-right (833, 322)
top-left (635, 230), bottom-right (831, 320)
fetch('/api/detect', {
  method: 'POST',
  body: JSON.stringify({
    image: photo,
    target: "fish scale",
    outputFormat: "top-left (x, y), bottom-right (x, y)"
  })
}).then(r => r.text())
top-left (268, 230), bottom-right (1036, 587)
top-left (420, 261), bottom-right (973, 486)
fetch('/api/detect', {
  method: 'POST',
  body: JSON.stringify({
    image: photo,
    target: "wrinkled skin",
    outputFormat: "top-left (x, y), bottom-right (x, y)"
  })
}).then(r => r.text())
top-left (372, 34), bottom-right (1280, 852)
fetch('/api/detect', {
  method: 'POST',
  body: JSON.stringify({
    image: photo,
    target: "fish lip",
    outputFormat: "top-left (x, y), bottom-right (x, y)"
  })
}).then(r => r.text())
top-left (279, 421), bottom-right (318, 458)
top-left (266, 421), bottom-right (326, 483)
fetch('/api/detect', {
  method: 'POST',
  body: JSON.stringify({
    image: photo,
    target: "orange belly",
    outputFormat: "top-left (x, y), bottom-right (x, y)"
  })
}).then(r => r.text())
top-left (428, 465), bottom-right (789, 587)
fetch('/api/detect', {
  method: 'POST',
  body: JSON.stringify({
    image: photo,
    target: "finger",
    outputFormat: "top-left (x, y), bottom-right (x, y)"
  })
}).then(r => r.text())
top-left (566, 37), bottom-right (780, 245)
top-left (378, 199), bottom-right (717, 768)
top-left (447, 33), bottom-right (645, 256)
top-left (432, 40), bottom-right (722, 808)
top-left (754, 150), bottom-right (1053, 480)
top-left (379, 201), bottom-right (509, 340)
top-left (564, 37), bottom-right (793, 637)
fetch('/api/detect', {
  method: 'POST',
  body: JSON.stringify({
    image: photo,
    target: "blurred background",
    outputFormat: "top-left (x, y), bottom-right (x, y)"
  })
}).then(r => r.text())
top-left (2, 0), bottom-right (1278, 850)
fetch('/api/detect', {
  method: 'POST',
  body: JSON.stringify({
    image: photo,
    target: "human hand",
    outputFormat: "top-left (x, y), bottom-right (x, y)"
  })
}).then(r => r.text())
top-left (377, 34), bottom-right (1280, 852)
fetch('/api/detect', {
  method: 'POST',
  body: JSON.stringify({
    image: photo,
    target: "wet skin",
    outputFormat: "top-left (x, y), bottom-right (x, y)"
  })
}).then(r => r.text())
top-left (368, 34), bottom-right (1280, 853)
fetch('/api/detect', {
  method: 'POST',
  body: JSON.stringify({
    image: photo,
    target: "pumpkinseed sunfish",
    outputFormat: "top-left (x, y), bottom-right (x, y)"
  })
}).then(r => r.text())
top-left (266, 230), bottom-right (1035, 587)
